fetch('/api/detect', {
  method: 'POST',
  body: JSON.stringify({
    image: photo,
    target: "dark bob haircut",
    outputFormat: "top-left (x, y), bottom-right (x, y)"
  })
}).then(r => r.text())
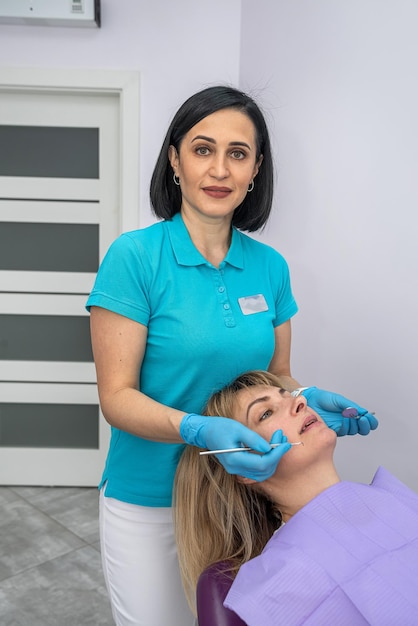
top-left (149, 85), bottom-right (274, 232)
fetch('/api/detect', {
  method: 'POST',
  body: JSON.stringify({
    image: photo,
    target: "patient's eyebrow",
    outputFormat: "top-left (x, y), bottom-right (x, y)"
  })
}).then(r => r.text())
top-left (245, 388), bottom-right (286, 423)
top-left (246, 396), bottom-right (270, 423)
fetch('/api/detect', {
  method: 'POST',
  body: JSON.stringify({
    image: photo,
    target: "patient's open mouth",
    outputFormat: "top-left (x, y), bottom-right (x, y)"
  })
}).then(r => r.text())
top-left (300, 417), bottom-right (317, 434)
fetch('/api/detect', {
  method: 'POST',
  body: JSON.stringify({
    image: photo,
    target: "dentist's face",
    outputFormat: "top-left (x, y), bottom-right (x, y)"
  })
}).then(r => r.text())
top-left (169, 108), bottom-right (262, 225)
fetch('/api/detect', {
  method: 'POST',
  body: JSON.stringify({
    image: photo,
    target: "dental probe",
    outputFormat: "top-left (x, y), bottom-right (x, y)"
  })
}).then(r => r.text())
top-left (199, 442), bottom-right (303, 456)
top-left (200, 412), bottom-right (376, 456)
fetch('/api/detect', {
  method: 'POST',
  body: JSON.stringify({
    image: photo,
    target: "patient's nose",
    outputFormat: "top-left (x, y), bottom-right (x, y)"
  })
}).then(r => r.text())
top-left (291, 395), bottom-right (307, 415)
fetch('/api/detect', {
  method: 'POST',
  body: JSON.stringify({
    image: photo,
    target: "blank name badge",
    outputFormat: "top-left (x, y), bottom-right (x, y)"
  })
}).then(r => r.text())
top-left (238, 294), bottom-right (269, 315)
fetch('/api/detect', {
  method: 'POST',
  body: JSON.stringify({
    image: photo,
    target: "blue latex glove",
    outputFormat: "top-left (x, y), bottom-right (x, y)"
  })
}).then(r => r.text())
top-left (180, 413), bottom-right (291, 481)
top-left (299, 387), bottom-right (378, 436)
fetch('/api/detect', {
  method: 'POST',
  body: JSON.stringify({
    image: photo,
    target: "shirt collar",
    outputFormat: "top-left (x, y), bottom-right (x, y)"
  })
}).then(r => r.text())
top-left (166, 212), bottom-right (244, 269)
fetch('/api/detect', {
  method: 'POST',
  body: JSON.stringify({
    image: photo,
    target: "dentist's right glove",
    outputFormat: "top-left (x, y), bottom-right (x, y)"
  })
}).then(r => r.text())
top-left (180, 413), bottom-right (291, 482)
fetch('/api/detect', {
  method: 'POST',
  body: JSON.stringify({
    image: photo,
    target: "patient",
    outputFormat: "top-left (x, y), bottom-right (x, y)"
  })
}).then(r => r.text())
top-left (174, 371), bottom-right (418, 625)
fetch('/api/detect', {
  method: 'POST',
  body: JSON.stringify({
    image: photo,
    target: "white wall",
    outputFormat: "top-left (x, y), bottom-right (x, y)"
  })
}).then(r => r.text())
top-left (240, 0), bottom-right (418, 490)
top-left (0, 0), bottom-right (242, 228)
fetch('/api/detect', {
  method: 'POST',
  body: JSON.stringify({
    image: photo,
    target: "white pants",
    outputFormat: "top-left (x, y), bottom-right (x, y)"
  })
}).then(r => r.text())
top-left (100, 489), bottom-right (196, 626)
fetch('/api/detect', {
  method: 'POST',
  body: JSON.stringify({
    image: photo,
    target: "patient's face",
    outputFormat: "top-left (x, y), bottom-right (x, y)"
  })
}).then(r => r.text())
top-left (231, 385), bottom-right (336, 451)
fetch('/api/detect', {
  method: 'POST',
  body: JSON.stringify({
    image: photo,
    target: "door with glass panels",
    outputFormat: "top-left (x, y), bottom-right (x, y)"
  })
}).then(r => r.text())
top-left (0, 87), bottom-right (120, 485)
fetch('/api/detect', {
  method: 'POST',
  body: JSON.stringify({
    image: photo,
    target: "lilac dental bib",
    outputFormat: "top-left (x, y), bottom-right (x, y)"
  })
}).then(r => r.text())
top-left (225, 467), bottom-right (418, 625)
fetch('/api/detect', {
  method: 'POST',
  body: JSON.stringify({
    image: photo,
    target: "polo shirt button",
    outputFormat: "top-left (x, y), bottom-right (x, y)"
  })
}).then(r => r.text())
top-left (223, 303), bottom-right (230, 310)
top-left (218, 286), bottom-right (225, 293)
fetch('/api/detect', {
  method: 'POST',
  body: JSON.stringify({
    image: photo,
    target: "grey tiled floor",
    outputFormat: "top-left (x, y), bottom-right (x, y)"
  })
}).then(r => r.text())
top-left (0, 486), bottom-right (114, 625)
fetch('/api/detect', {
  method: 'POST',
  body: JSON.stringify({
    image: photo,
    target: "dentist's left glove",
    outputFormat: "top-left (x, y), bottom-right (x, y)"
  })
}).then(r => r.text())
top-left (180, 413), bottom-right (291, 482)
top-left (293, 386), bottom-right (378, 436)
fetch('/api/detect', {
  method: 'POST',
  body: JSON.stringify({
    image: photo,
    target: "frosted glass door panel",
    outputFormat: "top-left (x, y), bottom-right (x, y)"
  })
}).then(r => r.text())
top-left (0, 403), bottom-right (99, 448)
top-left (0, 125), bottom-right (99, 178)
top-left (0, 222), bottom-right (99, 272)
top-left (0, 314), bottom-right (92, 361)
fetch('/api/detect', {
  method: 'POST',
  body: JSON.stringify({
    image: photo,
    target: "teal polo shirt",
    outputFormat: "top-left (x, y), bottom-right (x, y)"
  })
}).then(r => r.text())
top-left (86, 213), bottom-right (298, 506)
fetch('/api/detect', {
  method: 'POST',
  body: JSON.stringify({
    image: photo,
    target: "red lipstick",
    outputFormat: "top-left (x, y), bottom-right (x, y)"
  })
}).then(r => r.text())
top-left (202, 186), bottom-right (232, 199)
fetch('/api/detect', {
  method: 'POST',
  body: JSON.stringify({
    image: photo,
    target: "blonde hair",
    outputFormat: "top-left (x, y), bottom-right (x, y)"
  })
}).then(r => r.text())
top-left (174, 370), bottom-right (283, 613)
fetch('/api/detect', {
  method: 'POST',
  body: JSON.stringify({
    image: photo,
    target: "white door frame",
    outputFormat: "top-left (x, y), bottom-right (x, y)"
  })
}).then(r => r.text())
top-left (0, 67), bottom-right (140, 485)
top-left (0, 66), bottom-right (140, 233)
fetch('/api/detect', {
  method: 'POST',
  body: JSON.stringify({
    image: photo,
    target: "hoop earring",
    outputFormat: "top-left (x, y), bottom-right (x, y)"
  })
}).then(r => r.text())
top-left (248, 180), bottom-right (254, 193)
top-left (173, 173), bottom-right (180, 186)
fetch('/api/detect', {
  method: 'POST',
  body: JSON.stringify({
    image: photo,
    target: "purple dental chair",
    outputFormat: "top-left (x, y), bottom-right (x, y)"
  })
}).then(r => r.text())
top-left (196, 561), bottom-right (246, 626)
